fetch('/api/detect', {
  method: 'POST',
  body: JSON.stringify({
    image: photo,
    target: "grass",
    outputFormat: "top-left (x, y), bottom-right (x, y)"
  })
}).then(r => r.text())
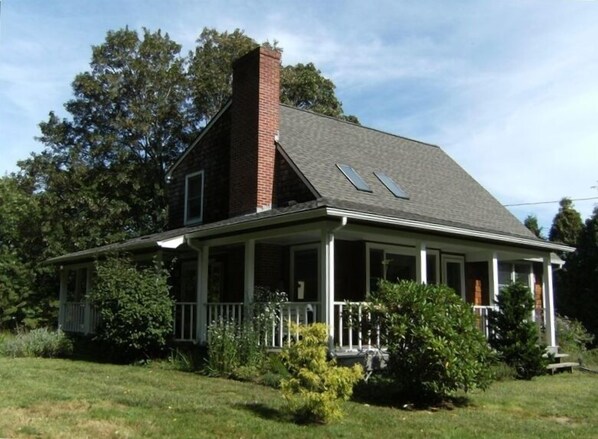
top-left (0, 357), bottom-right (597, 438)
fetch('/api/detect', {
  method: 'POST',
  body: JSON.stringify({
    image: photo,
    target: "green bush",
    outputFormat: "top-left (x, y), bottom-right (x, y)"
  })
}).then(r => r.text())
top-left (489, 282), bottom-right (547, 380)
top-left (556, 315), bottom-right (595, 365)
top-left (205, 319), bottom-right (266, 377)
top-left (369, 280), bottom-right (494, 402)
top-left (280, 323), bottom-right (363, 423)
top-left (1, 328), bottom-right (73, 358)
top-left (88, 257), bottom-right (174, 362)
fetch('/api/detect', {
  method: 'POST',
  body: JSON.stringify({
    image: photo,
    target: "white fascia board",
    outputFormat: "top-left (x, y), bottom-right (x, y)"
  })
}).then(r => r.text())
top-left (325, 208), bottom-right (575, 253)
top-left (157, 235), bottom-right (185, 249)
top-left (165, 101), bottom-right (232, 179)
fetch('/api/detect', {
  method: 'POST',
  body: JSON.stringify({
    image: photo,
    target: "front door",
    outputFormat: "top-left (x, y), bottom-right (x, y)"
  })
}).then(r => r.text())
top-left (291, 246), bottom-right (319, 302)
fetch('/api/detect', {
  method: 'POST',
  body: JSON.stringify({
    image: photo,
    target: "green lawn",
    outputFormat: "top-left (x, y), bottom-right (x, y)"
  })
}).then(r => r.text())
top-left (0, 357), bottom-right (597, 438)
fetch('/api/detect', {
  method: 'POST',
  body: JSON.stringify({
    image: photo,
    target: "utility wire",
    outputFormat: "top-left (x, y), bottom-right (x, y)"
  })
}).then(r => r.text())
top-left (504, 196), bottom-right (598, 207)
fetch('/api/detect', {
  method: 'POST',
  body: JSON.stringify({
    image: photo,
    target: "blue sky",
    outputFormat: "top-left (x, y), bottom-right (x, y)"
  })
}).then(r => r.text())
top-left (1, 0), bottom-right (597, 232)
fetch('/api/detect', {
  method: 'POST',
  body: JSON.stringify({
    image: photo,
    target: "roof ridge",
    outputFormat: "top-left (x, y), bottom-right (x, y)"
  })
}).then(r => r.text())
top-left (279, 103), bottom-right (441, 149)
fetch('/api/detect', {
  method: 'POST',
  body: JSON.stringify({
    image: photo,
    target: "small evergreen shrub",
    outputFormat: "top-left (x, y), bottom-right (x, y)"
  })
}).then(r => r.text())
top-left (369, 280), bottom-right (494, 402)
top-left (280, 323), bottom-right (363, 423)
top-left (88, 257), bottom-right (174, 362)
top-left (489, 282), bottom-right (547, 379)
top-left (1, 328), bottom-right (73, 358)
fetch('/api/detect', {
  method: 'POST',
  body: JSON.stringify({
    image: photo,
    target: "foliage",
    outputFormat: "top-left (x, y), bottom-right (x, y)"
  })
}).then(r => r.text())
top-left (88, 257), bottom-right (173, 362)
top-left (556, 314), bottom-right (595, 365)
top-left (523, 214), bottom-right (544, 239)
top-left (0, 328), bottom-right (73, 358)
top-left (205, 319), bottom-right (266, 377)
top-left (549, 198), bottom-right (583, 246)
top-left (280, 323), bottom-right (363, 423)
top-left (367, 280), bottom-right (494, 401)
top-left (489, 283), bottom-right (547, 379)
top-left (557, 207), bottom-right (598, 344)
top-left (0, 176), bottom-right (56, 330)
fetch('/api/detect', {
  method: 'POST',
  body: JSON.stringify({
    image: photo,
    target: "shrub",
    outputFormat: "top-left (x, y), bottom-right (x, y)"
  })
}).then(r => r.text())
top-left (369, 280), bottom-right (494, 402)
top-left (1, 327), bottom-right (73, 358)
top-left (88, 257), bottom-right (173, 362)
top-left (489, 282), bottom-right (547, 379)
top-left (205, 319), bottom-right (266, 377)
top-left (556, 315), bottom-right (595, 365)
top-left (280, 323), bottom-right (363, 423)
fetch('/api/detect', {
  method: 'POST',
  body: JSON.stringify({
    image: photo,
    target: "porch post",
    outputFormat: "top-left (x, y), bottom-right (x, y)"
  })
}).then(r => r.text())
top-left (416, 242), bottom-right (427, 284)
top-left (84, 267), bottom-right (92, 334)
top-left (543, 255), bottom-right (557, 348)
top-left (244, 239), bottom-right (255, 305)
top-left (488, 252), bottom-right (499, 306)
top-left (197, 245), bottom-right (210, 343)
top-left (58, 267), bottom-right (67, 329)
top-left (320, 230), bottom-right (335, 350)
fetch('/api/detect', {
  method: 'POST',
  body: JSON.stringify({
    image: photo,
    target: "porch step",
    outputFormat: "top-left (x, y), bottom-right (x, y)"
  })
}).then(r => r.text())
top-left (546, 361), bottom-right (579, 375)
top-left (543, 352), bottom-right (569, 359)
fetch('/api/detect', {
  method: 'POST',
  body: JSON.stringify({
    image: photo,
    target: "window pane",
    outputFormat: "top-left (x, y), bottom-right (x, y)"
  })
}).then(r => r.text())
top-left (385, 253), bottom-right (416, 282)
top-left (336, 164), bottom-right (372, 192)
top-left (498, 262), bottom-right (512, 288)
top-left (369, 249), bottom-right (384, 292)
top-left (426, 254), bottom-right (437, 284)
top-left (445, 262), bottom-right (462, 295)
top-left (374, 172), bottom-right (409, 199)
top-left (514, 264), bottom-right (530, 286)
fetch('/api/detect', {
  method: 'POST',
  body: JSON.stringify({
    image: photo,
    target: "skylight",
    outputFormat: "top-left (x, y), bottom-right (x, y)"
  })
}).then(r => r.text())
top-left (374, 172), bottom-right (409, 199)
top-left (336, 164), bottom-right (372, 192)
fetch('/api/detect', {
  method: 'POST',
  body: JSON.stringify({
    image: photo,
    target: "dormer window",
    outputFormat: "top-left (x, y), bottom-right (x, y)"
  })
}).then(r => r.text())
top-left (185, 171), bottom-right (204, 225)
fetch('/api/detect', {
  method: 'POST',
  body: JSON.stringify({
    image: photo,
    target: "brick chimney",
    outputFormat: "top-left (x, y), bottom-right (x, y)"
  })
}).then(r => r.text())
top-left (229, 46), bottom-right (281, 216)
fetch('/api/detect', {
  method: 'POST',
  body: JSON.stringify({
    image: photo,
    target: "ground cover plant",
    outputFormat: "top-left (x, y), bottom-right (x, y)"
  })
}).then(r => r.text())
top-left (0, 357), bottom-right (596, 438)
top-left (0, 327), bottom-right (72, 358)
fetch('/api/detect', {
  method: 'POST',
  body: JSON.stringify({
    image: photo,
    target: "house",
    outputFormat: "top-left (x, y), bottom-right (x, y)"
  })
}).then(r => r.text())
top-left (49, 46), bottom-right (573, 352)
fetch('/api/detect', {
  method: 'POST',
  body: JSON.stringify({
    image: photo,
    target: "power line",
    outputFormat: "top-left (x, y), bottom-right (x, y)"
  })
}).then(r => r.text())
top-left (504, 196), bottom-right (598, 207)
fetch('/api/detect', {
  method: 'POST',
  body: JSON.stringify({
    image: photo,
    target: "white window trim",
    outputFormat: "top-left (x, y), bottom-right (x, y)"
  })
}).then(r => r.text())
top-left (290, 243), bottom-right (321, 302)
top-left (441, 254), bottom-right (466, 300)
top-left (184, 170), bottom-right (204, 225)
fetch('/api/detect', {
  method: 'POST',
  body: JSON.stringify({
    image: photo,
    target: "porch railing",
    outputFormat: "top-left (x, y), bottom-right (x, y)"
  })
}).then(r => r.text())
top-left (333, 302), bottom-right (382, 351)
top-left (61, 301), bottom-right (86, 332)
top-left (473, 305), bottom-right (496, 339)
top-left (174, 302), bottom-right (197, 342)
top-left (264, 302), bottom-right (318, 348)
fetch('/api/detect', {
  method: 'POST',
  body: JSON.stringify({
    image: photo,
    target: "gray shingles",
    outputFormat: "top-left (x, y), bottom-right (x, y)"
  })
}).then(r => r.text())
top-left (279, 105), bottom-right (536, 240)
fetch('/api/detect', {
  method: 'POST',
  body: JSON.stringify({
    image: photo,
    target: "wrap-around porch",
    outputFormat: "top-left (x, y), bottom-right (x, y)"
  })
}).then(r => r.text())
top-left (59, 218), bottom-right (559, 351)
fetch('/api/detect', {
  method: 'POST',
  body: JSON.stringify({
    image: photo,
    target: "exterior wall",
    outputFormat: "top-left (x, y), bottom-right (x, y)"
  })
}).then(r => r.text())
top-left (274, 150), bottom-right (316, 207)
top-left (335, 240), bottom-right (366, 301)
top-left (167, 110), bottom-right (232, 230)
top-left (229, 47), bottom-right (281, 216)
top-left (465, 262), bottom-right (490, 305)
top-left (255, 243), bottom-right (287, 292)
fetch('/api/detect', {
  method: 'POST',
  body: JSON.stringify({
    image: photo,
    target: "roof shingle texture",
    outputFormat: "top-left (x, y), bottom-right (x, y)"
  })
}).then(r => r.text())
top-left (279, 105), bottom-right (535, 239)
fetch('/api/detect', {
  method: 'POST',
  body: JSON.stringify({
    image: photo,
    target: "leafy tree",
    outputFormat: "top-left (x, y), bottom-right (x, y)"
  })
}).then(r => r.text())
top-left (524, 214), bottom-right (544, 239)
top-left (368, 280), bottom-right (494, 402)
top-left (88, 257), bottom-right (173, 362)
top-left (0, 176), bottom-right (55, 329)
top-left (281, 63), bottom-right (359, 123)
top-left (549, 198), bottom-right (583, 246)
top-left (561, 208), bottom-right (598, 343)
top-left (489, 283), bottom-right (547, 379)
top-left (19, 28), bottom-right (192, 252)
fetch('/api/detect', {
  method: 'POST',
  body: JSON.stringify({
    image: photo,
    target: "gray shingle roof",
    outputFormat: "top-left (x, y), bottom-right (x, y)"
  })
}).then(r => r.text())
top-left (279, 105), bottom-right (536, 240)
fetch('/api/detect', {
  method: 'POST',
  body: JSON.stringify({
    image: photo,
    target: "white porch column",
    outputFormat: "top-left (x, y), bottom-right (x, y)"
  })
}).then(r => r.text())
top-left (416, 242), bottom-right (427, 284)
top-left (58, 267), bottom-right (67, 329)
top-left (244, 239), bottom-right (256, 305)
top-left (489, 252), bottom-right (499, 306)
top-left (197, 245), bottom-right (210, 343)
top-left (543, 255), bottom-right (557, 348)
top-left (320, 230), bottom-right (335, 349)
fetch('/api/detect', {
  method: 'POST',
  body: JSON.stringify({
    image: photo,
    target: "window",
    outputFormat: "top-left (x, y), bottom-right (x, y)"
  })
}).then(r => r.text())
top-left (184, 171), bottom-right (204, 225)
top-left (374, 172), bottom-right (409, 199)
top-left (367, 244), bottom-right (416, 293)
top-left (442, 255), bottom-right (465, 299)
top-left (336, 164), bottom-right (372, 192)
